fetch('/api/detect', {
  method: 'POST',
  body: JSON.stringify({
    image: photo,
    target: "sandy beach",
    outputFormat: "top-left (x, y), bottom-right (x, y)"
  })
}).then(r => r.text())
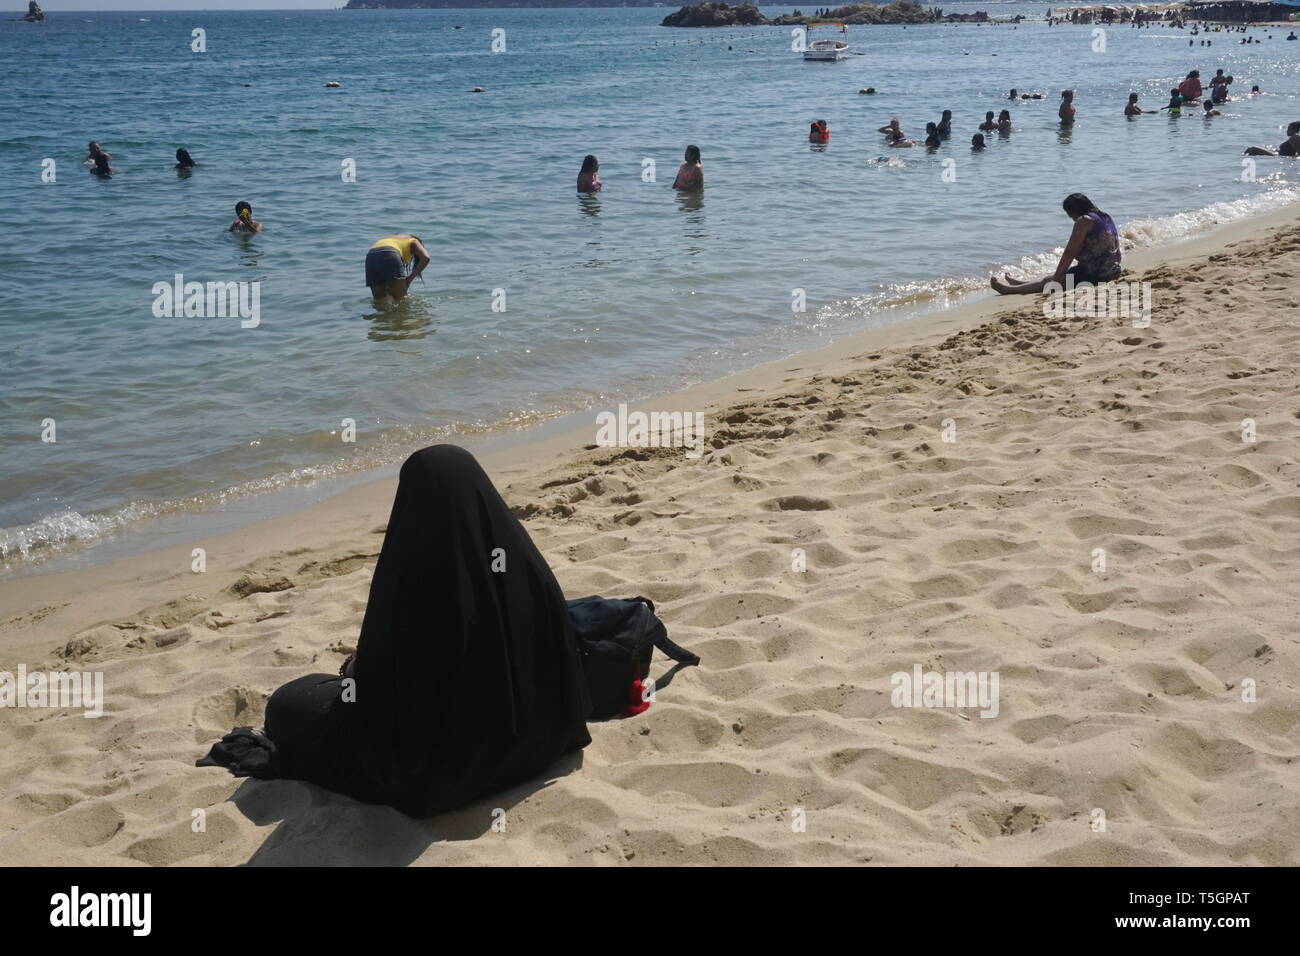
top-left (2, 205), bottom-right (1298, 866)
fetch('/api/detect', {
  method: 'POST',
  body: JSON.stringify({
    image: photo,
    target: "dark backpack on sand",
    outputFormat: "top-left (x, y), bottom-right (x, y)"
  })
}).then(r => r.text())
top-left (567, 596), bottom-right (700, 720)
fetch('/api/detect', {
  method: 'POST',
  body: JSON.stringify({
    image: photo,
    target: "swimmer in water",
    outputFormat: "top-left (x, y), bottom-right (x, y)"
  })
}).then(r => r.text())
top-left (936, 109), bottom-right (953, 138)
top-left (971, 133), bottom-right (986, 151)
top-left (365, 233), bottom-right (431, 304)
top-left (991, 193), bottom-right (1121, 295)
top-left (1244, 121), bottom-right (1300, 157)
top-left (997, 109), bottom-right (1012, 133)
top-left (91, 152), bottom-right (114, 177)
top-left (175, 148), bottom-right (196, 168)
top-left (85, 141), bottom-right (112, 169)
top-left (1008, 88), bottom-right (1018, 100)
top-left (924, 122), bottom-right (941, 148)
top-left (979, 111), bottom-right (998, 132)
top-left (1125, 93), bottom-right (1151, 116)
top-left (230, 201), bottom-right (263, 233)
top-left (878, 117), bottom-right (905, 139)
top-left (1202, 100), bottom-right (1220, 117)
top-left (1059, 89), bottom-right (1075, 125)
top-left (672, 145), bottom-right (703, 190)
top-left (577, 154), bottom-right (601, 193)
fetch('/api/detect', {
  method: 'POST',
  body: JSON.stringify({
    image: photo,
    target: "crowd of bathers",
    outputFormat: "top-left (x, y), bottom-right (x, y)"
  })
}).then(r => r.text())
top-left (763, 70), bottom-right (1297, 157)
top-left (78, 30), bottom-right (1299, 308)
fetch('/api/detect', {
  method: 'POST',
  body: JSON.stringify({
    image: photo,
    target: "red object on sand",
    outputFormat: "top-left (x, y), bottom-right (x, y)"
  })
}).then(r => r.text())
top-left (624, 680), bottom-right (651, 717)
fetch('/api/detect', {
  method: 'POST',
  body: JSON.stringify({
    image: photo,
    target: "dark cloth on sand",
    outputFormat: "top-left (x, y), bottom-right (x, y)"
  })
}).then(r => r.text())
top-left (198, 444), bottom-right (592, 816)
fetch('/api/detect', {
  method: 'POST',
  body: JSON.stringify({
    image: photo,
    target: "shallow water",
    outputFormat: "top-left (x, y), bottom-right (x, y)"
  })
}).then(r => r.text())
top-left (1, 4), bottom-right (1298, 572)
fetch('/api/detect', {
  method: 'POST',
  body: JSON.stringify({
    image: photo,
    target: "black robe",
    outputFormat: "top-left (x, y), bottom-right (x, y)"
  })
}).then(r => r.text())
top-left (198, 444), bottom-right (592, 816)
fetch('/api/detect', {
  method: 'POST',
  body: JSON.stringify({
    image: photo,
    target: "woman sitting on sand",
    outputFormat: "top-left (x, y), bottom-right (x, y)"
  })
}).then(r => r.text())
top-left (991, 193), bottom-right (1121, 295)
top-left (1244, 121), bottom-right (1300, 157)
top-left (198, 444), bottom-right (594, 817)
top-left (671, 145), bottom-right (703, 191)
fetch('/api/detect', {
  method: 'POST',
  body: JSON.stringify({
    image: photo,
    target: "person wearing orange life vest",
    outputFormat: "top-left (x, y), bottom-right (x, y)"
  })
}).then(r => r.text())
top-left (809, 119), bottom-right (830, 144)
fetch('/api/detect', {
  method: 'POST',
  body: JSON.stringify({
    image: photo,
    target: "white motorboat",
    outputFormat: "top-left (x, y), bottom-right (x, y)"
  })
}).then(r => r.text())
top-left (803, 22), bottom-right (849, 61)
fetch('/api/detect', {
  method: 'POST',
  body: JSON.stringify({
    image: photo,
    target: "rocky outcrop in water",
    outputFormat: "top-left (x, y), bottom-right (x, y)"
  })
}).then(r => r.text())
top-left (662, 2), bottom-right (983, 27)
top-left (660, 2), bottom-right (768, 27)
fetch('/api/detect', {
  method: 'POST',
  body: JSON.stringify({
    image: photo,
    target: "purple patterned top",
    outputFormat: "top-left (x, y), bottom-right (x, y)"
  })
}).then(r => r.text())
top-left (1076, 211), bottom-right (1122, 281)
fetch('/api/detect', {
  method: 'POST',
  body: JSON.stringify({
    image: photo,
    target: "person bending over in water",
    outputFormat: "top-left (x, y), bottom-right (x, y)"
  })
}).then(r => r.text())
top-left (997, 109), bottom-right (1012, 133)
top-left (1125, 93), bottom-right (1152, 116)
top-left (1179, 70), bottom-right (1202, 103)
top-left (1202, 100), bottom-right (1221, 118)
top-left (175, 148), bottom-right (196, 168)
top-left (979, 111), bottom-right (998, 132)
top-left (971, 133), bottom-right (986, 151)
top-left (230, 201), bottom-right (263, 233)
top-left (365, 233), bottom-right (430, 303)
top-left (577, 154), bottom-right (601, 193)
top-left (1059, 90), bottom-right (1075, 124)
top-left (991, 193), bottom-right (1121, 295)
top-left (1244, 121), bottom-right (1300, 157)
top-left (197, 444), bottom-right (594, 817)
top-left (672, 145), bottom-right (703, 190)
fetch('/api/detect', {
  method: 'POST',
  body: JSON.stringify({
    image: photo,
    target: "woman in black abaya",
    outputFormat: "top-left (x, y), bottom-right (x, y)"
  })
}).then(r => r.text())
top-left (199, 444), bottom-right (592, 817)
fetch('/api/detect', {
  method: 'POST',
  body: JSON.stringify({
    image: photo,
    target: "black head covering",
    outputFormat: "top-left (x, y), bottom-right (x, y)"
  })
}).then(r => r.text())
top-left (199, 444), bottom-right (591, 817)
top-left (352, 444), bottom-right (591, 809)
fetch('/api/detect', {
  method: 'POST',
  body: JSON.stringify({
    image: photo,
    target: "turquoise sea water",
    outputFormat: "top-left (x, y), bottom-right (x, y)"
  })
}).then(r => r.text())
top-left (2, 5), bottom-right (1298, 573)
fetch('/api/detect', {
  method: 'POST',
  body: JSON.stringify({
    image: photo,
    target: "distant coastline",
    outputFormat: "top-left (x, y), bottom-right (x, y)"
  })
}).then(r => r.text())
top-left (343, 1), bottom-right (681, 8)
top-left (338, 0), bottom-right (988, 23)
top-left (661, 2), bottom-right (987, 27)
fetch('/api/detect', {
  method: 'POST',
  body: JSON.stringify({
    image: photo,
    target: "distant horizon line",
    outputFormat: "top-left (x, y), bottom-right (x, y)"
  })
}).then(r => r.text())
top-left (18, 0), bottom-right (1055, 10)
